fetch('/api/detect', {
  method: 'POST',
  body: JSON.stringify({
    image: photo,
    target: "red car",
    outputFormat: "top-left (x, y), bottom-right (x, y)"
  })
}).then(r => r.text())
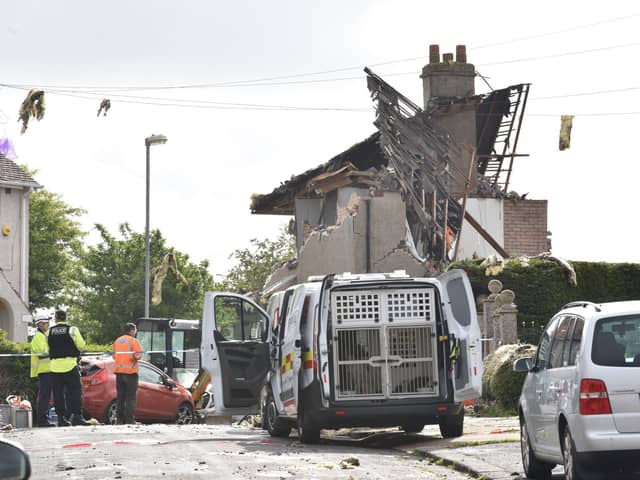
top-left (80, 357), bottom-right (195, 425)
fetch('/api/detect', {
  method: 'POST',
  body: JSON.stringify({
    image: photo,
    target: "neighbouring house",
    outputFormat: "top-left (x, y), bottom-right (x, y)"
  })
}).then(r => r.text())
top-left (251, 45), bottom-right (550, 296)
top-left (0, 155), bottom-right (41, 342)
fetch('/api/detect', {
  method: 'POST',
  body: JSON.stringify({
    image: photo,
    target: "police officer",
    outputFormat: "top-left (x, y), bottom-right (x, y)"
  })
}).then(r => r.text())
top-left (48, 309), bottom-right (90, 426)
top-left (113, 323), bottom-right (143, 424)
top-left (30, 315), bottom-right (55, 427)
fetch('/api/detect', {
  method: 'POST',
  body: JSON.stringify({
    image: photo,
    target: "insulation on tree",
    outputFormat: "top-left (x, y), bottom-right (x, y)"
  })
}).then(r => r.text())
top-left (151, 252), bottom-right (189, 306)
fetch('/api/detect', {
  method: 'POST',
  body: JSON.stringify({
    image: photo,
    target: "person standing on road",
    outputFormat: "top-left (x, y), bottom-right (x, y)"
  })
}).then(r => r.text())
top-left (30, 315), bottom-right (55, 427)
top-left (48, 309), bottom-right (90, 426)
top-left (113, 323), bottom-right (143, 425)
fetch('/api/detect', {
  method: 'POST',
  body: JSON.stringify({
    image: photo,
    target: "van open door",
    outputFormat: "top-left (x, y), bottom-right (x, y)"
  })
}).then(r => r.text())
top-left (437, 269), bottom-right (483, 402)
top-left (201, 292), bottom-right (271, 416)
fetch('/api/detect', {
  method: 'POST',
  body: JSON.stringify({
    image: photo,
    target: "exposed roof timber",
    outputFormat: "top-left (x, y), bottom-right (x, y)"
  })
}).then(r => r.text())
top-left (250, 132), bottom-right (385, 215)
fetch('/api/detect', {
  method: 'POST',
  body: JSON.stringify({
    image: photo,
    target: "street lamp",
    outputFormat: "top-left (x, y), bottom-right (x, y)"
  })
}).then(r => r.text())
top-left (144, 134), bottom-right (168, 318)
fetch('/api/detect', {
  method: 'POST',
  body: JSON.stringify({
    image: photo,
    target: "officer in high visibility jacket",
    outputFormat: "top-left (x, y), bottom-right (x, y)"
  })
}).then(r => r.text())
top-left (30, 315), bottom-right (55, 427)
top-left (48, 309), bottom-right (90, 426)
top-left (112, 323), bottom-right (143, 424)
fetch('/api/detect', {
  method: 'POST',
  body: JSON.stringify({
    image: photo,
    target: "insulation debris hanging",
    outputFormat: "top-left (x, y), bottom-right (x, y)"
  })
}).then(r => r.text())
top-left (97, 99), bottom-right (111, 117)
top-left (152, 252), bottom-right (189, 306)
top-left (559, 115), bottom-right (574, 151)
top-left (18, 89), bottom-right (46, 134)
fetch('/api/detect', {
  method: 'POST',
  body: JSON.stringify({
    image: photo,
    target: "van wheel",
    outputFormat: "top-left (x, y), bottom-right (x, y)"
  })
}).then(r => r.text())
top-left (297, 401), bottom-right (320, 444)
top-left (438, 409), bottom-right (464, 438)
top-left (401, 423), bottom-right (424, 433)
top-left (520, 416), bottom-right (553, 479)
top-left (264, 392), bottom-right (291, 438)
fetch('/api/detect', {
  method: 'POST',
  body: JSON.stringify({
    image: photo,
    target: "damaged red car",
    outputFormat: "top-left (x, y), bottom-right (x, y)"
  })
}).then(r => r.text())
top-left (80, 357), bottom-right (195, 425)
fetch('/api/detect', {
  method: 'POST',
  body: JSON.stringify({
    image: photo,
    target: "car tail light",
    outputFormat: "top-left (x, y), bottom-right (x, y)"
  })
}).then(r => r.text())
top-left (579, 378), bottom-right (611, 415)
top-left (89, 368), bottom-right (108, 385)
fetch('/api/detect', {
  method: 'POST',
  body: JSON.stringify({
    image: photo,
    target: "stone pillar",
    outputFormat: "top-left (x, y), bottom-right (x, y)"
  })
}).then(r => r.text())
top-left (482, 279), bottom-right (502, 357)
top-left (496, 289), bottom-right (518, 345)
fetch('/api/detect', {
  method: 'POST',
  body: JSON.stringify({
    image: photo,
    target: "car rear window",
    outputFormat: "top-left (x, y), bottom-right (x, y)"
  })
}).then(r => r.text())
top-left (592, 315), bottom-right (640, 367)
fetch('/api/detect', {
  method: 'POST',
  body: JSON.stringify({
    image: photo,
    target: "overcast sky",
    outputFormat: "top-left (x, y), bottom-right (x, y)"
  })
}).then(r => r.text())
top-left (1, 1), bottom-right (638, 278)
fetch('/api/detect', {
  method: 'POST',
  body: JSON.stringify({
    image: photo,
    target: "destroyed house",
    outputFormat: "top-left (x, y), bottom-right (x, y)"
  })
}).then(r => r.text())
top-left (251, 45), bottom-right (549, 295)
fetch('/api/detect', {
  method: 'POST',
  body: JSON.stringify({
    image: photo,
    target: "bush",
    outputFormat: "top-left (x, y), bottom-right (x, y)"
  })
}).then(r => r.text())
top-left (483, 344), bottom-right (537, 410)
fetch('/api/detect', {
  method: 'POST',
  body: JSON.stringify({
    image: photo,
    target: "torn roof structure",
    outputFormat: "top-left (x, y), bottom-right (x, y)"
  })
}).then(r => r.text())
top-left (251, 44), bottom-right (531, 268)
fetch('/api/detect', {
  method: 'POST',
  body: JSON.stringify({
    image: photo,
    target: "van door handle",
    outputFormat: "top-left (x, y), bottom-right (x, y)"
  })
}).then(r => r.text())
top-left (294, 339), bottom-right (301, 348)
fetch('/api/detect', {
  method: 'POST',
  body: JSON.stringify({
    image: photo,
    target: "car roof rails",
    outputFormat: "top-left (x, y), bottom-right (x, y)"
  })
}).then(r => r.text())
top-left (562, 301), bottom-right (602, 312)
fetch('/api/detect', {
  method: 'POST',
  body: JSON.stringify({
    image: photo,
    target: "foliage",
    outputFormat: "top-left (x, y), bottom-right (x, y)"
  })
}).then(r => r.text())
top-left (72, 223), bottom-right (215, 344)
top-left (482, 344), bottom-right (537, 410)
top-left (451, 258), bottom-right (640, 344)
top-left (0, 330), bottom-right (35, 402)
top-left (223, 225), bottom-right (296, 293)
top-left (26, 170), bottom-right (86, 309)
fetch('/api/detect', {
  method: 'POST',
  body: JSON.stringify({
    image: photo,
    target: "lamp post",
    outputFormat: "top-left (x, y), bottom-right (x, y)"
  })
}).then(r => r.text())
top-left (144, 134), bottom-right (168, 318)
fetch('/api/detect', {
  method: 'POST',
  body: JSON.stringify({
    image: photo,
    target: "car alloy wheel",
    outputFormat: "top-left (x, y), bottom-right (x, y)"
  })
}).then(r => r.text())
top-left (106, 401), bottom-right (118, 425)
top-left (521, 420), bottom-right (532, 473)
top-left (176, 403), bottom-right (194, 425)
top-left (563, 428), bottom-right (576, 480)
top-left (520, 416), bottom-right (552, 479)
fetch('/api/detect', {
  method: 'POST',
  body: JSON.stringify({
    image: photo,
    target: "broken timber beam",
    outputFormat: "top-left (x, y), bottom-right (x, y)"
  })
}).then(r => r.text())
top-left (463, 210), bottom-right (510, 258)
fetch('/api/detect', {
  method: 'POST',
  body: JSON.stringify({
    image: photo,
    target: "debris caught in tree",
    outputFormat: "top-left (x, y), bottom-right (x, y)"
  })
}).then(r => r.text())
top-left (559, 115), bottom-right (574, 151)
top-left (97, 99), bottom-right (111, 117)
top-left (152, 252), bottom-right (189, 305)
top-left (18, 89), bottom-right (45, 134)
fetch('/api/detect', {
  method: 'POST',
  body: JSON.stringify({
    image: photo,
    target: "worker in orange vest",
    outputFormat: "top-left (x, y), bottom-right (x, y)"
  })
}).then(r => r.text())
top-left (112, 323), bottom-right (143, 424)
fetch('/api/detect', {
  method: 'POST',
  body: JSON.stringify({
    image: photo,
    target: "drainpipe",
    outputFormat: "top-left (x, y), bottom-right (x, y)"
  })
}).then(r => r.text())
top-left (20, 188), bottom-right (30, 303)
top-left (365, 200), bottom-right (371, 273)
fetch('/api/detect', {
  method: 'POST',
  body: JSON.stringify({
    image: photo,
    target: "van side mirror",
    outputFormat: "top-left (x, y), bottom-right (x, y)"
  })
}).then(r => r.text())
top-left (513, 357), bottom-right (535, 372)
top-left (0, 440), bottom-right (31, 480)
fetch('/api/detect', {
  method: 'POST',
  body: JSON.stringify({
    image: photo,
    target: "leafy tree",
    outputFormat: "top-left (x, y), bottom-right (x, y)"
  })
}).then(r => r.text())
top-left (28, 182), bottom-right (86, 309)
top-left (223, 225), bottom-right (296, 293)
top-left (73, 223), bottom-right (215, 343)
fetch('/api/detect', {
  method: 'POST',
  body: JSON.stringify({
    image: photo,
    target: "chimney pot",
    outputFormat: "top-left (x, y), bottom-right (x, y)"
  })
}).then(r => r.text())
top-left (429, 44), bottom-right (440, 64)
top-left (443, 53), bottom-right (454, 63)
top-left (456, 45), bottom-right (467, 63)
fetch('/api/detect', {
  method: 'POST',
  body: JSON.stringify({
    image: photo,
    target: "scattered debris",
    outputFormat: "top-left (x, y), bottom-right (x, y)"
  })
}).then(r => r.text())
top-left (18, 89), bottom-right (45, 134)
top-left (481, 255), bottom-right (504, 276)
top-left (537, 252), bottom-right (577, 287)
top-left (339, 457), bottom-right (360, 469)
top-left (97, 99), bottom-right (111, 117)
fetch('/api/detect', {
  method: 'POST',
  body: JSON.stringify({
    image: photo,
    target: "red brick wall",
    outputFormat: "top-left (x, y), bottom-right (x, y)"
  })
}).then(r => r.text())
top-left (503, 200), bottom-right (549, 256)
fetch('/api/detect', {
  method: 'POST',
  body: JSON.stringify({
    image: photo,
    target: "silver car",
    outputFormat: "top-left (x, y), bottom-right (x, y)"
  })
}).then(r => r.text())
top-left (514, 301), bottom-right (640, 480)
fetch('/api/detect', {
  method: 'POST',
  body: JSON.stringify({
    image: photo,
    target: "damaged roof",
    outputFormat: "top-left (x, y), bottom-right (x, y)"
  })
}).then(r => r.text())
top-left (250, 132), bottom-right (386, 215)
top-left (0, 155), bottom-right (41, 189)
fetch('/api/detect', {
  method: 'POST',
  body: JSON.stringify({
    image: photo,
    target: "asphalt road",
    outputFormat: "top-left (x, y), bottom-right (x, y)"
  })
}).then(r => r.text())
top-left (3, 423), bottom-right (478, 480)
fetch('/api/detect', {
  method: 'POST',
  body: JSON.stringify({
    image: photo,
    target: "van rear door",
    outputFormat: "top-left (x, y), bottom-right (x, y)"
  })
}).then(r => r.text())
top-left (437, 269), bottom-right (482, 402)
top-left (201, 292), bottom-right (271, 416)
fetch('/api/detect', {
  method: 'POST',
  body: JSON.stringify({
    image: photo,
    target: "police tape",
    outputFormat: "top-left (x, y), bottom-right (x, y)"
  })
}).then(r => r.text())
top-left (0, 348), bottom-right (200, 358)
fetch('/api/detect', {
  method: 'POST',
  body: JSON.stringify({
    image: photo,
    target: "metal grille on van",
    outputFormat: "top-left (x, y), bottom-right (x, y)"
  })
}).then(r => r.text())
top-left (386, 291), bottom-right (431, 322)
top-left (335, 329), bottom-right (384, 398)
top-left (332, 287), bottom-right (438, 400)
top-left (388, 326), bottom-right (436, 395)
top-left (334, 293), bottom-right (380, 323)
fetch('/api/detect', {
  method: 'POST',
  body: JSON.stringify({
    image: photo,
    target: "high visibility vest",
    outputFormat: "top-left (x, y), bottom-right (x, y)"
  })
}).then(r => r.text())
top-left (49, 323), bottom-right (86, 373)
top-left (30, 330), bottom-right (51, 378)
top-left (113, 335), bottom-right (142, 374)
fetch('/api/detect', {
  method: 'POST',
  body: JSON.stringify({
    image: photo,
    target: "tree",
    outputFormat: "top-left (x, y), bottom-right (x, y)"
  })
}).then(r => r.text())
top-left (73, 223), bottom-right (215, 343)
top-left (223, 225), bottom-right (296, 293)
top-left (28, 186), bottom-right (86, 309)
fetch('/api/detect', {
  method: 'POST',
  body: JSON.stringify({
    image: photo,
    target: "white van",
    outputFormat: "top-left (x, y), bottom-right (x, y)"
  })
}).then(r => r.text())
top-left (201, 269), bottom-right (482, 443)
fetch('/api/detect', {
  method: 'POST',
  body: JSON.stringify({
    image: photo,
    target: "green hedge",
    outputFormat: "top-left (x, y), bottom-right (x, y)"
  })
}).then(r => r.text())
top-left (451, 258), bottom-right (640, 344)
top-left (0, 329), bottom-right (112, 404)
top-left (483, 344), bottom-right (537, 410)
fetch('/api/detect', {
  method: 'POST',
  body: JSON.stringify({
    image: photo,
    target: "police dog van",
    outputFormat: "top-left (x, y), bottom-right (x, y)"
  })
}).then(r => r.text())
top-left (201, 269), bottom-right (482, 443)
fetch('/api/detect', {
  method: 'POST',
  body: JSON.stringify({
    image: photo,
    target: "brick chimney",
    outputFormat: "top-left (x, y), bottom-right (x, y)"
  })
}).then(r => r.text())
top-left (421, 44), bottom-right (477, 196)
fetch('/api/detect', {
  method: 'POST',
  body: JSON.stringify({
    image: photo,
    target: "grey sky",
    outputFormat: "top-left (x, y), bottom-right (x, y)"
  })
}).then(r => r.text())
top-left (1, 0), bottom-right (639, 277)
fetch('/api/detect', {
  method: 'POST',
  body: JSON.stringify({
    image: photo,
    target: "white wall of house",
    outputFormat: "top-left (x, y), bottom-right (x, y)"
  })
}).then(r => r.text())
top-left (456, 198), bottom-right (504, 260)
top-left (0, 185), bottom-right (32, 342)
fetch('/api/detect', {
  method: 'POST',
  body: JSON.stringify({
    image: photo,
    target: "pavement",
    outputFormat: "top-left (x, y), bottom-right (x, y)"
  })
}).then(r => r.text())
top-left (397, 416), bottom-right (565, 480)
